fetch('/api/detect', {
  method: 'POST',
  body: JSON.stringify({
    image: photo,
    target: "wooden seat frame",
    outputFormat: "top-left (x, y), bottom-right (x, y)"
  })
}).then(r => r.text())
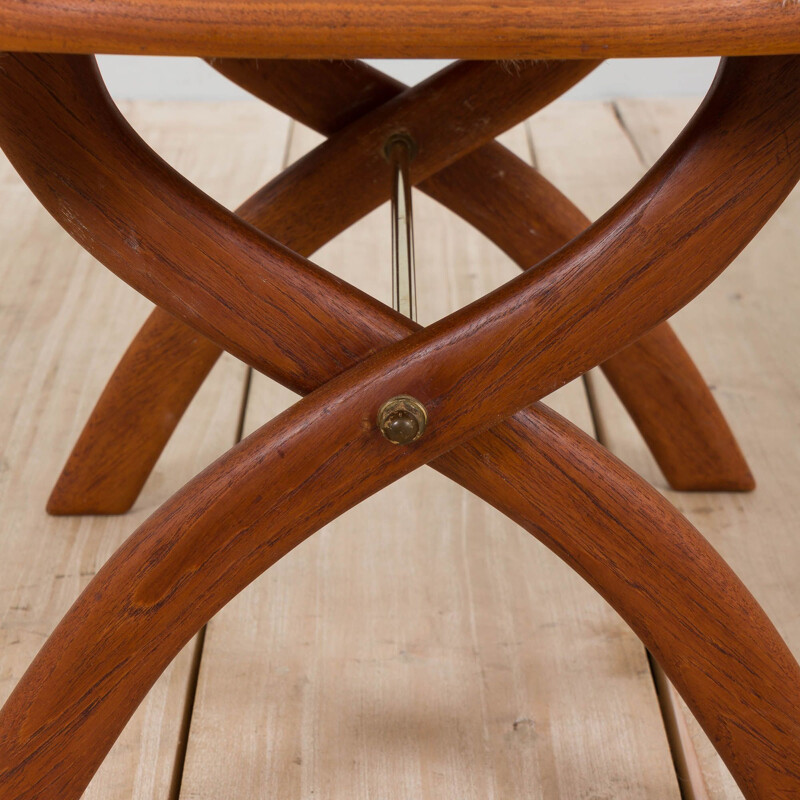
top-left (0, 51), bottom-right (799, 799)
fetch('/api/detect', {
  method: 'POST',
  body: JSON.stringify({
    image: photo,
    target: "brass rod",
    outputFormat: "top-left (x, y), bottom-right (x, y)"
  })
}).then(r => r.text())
top-left (387, 134), bottom-right (417, 321)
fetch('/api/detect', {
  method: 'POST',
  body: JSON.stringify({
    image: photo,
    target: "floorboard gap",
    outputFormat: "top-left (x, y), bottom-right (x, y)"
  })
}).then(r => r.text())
top-left (167, 625), bottom-right (208, 800)
top-left (169, 359), bottom-right (255, 798)
top-left (647, 652), bottom-right (711, 800)
top-left (583, 372), bottom-right (711, 800)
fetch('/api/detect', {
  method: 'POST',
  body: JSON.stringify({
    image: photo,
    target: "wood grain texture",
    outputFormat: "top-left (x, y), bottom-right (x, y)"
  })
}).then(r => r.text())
top-left (45, 56), bottom-right (597, 513)
top-left (524, 98), bottom-right (723, 798)
top-left (0, 55), bottom-right (599, 393)
top-left (0, 0), bottom-right (798, 58)
top-left (1, 52), bottom-right (787, 470)
top-left (2, 100), bottom-right (676, 800)
top-left (0, 103), bottom-right (262, 799)
top-left (177, 119), bottom-right (682, 800)
top-left (601, 324), bottom-right (754, 491)
top-left (51, 57), bottom-right (751, 514)
top-left (207, 58), bottom-right (753, 494)
top-left (520, 95), bottom-right (757, 493)
top-left (586, 96), bottom-right (800, 799)
top-left (1, 55), bottom-right (800, 799)
top-left (48, 309), bottom-right (222, 514)
top-left (2, 390), bottom-right (795, 798)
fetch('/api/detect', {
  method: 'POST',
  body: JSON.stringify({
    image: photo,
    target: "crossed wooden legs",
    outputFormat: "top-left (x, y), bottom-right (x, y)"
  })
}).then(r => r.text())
top-left (47, 57), bottom-right (754, 515)
top-left (0, 52), bottom-right (799, 799)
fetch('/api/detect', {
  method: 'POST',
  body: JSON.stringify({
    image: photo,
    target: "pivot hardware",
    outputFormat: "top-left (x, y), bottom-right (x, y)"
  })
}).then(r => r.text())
top-left (377, 395), bottom-right (427, 445)
top-left (377, 133), bottom-right (428, 445)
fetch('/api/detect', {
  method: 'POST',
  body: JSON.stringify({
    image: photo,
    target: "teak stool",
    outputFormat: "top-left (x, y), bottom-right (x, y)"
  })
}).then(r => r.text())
top-left (0, 4), bottom-right (799, 798)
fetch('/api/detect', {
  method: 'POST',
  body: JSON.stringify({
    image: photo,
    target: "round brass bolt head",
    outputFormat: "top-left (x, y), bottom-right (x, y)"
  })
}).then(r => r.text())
top-left (377, 395), bottom-right (427, 445)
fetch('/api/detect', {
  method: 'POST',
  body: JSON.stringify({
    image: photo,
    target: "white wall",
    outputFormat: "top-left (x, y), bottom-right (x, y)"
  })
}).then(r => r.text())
top-left (96, 56), bottom-right (720, 101)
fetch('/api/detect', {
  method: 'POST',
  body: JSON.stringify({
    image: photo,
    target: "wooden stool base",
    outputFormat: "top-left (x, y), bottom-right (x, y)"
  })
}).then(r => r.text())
top-left (48, 57), bottom-right (753, 516)
top-left (0, 52), bottom-right (798, 799)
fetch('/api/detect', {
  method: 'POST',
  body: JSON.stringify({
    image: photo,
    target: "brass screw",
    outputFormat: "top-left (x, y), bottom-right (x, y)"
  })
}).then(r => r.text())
top-left (377, 395), bottom-right (427, 445)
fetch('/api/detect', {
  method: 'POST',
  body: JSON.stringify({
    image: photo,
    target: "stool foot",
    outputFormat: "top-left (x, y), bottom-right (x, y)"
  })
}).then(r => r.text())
top-left (602, 324), bottom-right (755, 492)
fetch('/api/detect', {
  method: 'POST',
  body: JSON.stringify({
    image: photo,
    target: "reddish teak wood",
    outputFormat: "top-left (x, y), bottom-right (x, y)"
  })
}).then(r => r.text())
top-left (49, 57), bottom-right (752, 514)
top-left (0, 0), bottom-right (798, 59)
top-left (202, 57), bottom-right (757, 495)
top-left (0, 51), bottom-right (798, 800)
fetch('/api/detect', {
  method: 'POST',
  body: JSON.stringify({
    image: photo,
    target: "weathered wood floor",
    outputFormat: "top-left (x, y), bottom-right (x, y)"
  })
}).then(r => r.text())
top-left (1, 93), bottom-right (797, 799)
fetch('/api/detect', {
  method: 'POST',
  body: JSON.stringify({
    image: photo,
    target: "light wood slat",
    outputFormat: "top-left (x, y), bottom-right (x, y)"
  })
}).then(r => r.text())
top-left (0, 99), bottom-right (291, 799)
top-left (585, 97), bottom-right (800, 799)
top-left (180, 119), bottom-right (680, 798)
top-left (2, 0), bottom-right (798, 60)
top-left (525, 101), bottom-right (651, 220)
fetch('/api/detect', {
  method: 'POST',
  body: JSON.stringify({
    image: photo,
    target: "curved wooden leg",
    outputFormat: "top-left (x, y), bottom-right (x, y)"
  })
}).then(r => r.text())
top-left (211, 59), bottom-right (759, 494)
top-left (47, 57), bottom-right (752, 515)
top-left (421, 146), bottom-right (755, 492)
top-left (3, 402), bottom-right (797, 799)
top-left (1, 52), bottom-right (799, 799)
top-left (602, 323), bottom-right (755, 490)
top-left (44, 56), bottom-right (598, 514)
top-left (47, 310), bottom-right (221, 514)
top-left (208, 58), bottom-right (754, 496)
top-left (1, 53), bottom-right (795, 469)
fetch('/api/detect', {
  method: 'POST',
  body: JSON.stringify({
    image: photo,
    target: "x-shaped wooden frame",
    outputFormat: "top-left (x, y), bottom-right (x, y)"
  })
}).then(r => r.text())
top-left (0, 52), bottom-right (799, 799)
top-left (47, 56), bottom-right (755, 515)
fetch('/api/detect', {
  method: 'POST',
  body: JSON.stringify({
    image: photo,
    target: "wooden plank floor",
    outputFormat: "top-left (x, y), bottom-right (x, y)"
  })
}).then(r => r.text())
top-left (0, 93), bottom-right (797, 799)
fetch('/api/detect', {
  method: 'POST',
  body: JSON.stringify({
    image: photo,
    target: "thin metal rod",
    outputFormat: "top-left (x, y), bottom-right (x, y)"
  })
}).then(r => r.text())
top-left (387, 134), bottom-right (417, 321)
